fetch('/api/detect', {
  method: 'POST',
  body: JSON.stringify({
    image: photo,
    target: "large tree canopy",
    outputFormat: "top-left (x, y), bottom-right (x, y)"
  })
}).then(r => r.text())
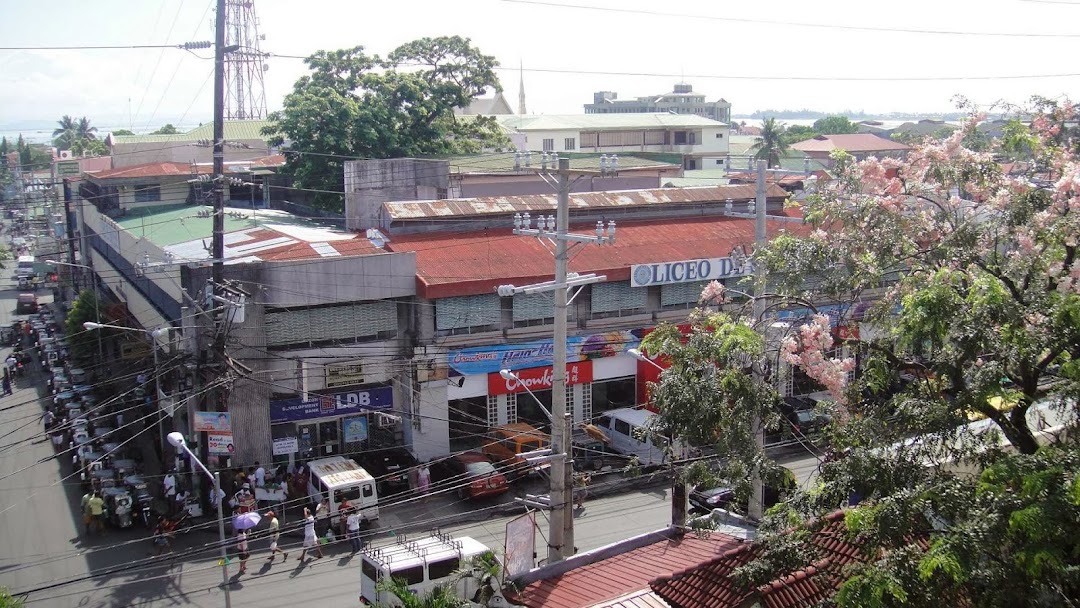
top-left (264, 36), bottom-right (510, 211)
top-left (643, 98), bottom-right (1080, 607)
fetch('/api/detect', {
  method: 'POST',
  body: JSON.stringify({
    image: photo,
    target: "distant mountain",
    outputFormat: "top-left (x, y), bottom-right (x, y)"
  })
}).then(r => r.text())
top-left (734, 109), bottom-right (997, 122)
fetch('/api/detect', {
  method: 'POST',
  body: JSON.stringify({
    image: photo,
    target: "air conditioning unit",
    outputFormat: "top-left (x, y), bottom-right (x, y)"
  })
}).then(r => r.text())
top-left (58, 150), bottom-right (73, 160)
top-left (377, 413), bottom-right (401, 428)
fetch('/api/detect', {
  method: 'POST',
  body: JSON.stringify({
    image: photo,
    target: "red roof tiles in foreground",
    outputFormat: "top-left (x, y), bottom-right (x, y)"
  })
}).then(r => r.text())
top-left (650, 511), bottom-right (903, 608)
top-left (514, 533), bottom-right (746, 608)
top-left (386, 215), bottom-right (810, 299)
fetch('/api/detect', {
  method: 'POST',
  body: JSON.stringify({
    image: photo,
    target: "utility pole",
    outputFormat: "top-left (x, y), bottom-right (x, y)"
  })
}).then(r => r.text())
top-left (212, 0), bottom-right (226, 300)
top-left (500, 157), bottom-right (615, 563)
top-left (62, 179), bottom-right (78, 293)
top-left (748, 159), bottom-right (768, 521)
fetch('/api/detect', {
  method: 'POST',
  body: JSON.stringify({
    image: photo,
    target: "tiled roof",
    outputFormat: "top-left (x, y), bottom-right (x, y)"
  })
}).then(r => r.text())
top-left (649, 510), bottom-right (931, 608)
top-left (87, 156), bottom-right (285, 180)
top-left (513, 532), bottom-right (746, 608)
top-left (383, 184), bottom-right (789, 221)
top-left (497, 113), bottom-right (727, 131)
top-left (110, 120), bottom-right (274, 145)
top-left (385, 213), bottom-right (810, 299)
top-left (444, 153), bottom-right (679, 174)
top-left (790, 134), bottom-right (910, 153)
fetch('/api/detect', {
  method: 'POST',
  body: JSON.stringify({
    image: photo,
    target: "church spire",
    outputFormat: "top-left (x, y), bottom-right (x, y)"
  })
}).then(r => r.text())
top-left (518, 60), bottom-right (527, 115)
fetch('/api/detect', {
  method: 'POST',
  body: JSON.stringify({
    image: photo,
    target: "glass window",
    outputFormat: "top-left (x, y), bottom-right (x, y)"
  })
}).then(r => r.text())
top-left (133, 185), bottom-right (161, 202)
top-left (465, 461), bottom-right (497, 475)
top-left (362, 483), bottom-right (373, 498)
top-left (614, 419), bottom-right (632, 436)
top-left (362, 558), bottom-right (380, 581)
top-left (428, 557), bottom-right (460, 580)
top-left (391, 565), bottom-right (425, 585)
top-left (591, 377), bottom-right (637, 411)
top-left (542, 139), bottom-right (554, 152)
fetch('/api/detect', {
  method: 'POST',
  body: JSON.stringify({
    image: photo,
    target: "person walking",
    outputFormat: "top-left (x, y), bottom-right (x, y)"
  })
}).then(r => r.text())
top-left (417, 463), bottom-right (431, 499)
top-left (81, 489), bottom-right (94, 535)
top-left (1, 375), bottom-right (11, 396)
top-left (298, 507), bottom-right (322, 561)
top-left (236, 530), bottom-right (250, 575)
top-left (162, 469), bottom-right (177, 515)
top-left (346, 509), bottom-right (362, 553)
top-left (264, 510), bottom-right (286, 562)
top-left (87, 491), bottom-right (106, 536)
top-left (314, 497), bottom-right (330, 538)
top-left (173, 487), bottom-right (189, 518)
top-left (152, 517), bottom-right (173, 555)
top-left (574, 473), bottom-right (591, 510)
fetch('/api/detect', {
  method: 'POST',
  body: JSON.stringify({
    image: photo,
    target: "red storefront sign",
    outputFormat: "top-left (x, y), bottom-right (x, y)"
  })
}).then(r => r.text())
top-left (488, 361), bottom-right (594, 396)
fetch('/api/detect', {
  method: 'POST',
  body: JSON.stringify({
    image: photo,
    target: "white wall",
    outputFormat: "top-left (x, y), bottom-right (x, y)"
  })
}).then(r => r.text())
top-left (518, 129), bottom-right (581, 153)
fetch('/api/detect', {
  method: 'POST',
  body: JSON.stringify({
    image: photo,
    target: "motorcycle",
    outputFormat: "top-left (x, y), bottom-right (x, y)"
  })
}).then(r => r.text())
top-left (124, 475), bottom-right (155, 528)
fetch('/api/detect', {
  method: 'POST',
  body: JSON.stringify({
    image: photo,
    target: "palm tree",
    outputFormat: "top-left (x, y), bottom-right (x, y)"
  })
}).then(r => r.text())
top-left (376, 577), bottom-right (466, 608)
top-left (52, 115), bottom-right (78, 149)
top-left (76, 117), bottom-right (98, 141)
top-left (751, 117), bottom-right (790, 169)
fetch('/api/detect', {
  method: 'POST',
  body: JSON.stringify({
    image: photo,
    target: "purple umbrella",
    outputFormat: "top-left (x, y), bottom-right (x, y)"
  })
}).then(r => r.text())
top-left (232, 511), bottom-right (262, 530)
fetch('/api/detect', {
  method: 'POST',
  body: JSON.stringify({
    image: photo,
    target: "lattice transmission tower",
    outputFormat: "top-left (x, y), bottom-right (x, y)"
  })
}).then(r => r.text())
top-left (223, 0), bottom-right (268, 120)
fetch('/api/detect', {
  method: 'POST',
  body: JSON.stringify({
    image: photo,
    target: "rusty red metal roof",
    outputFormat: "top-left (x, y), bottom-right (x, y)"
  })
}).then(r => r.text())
top-left (385, 215), bottom-right (810, 299)
top-left (88, 157), bottom-right (285, 181)
top-left (649, 510), bottom-right (936, 608)
top-left (790, 134), bottom-right (910, 153)
top-left (382, 184), bottom-right (790, 220)
top-left (514, 532), bottom-right (746, 608)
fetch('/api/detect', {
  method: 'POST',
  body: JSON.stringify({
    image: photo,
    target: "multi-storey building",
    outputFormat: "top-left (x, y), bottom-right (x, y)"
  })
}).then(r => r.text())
top-left (584, 83), bottom-right (731, 124)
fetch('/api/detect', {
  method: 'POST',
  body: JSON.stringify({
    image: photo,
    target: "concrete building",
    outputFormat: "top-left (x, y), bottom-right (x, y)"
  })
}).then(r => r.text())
top-left (75, 171), bottom-right (421, 470)
top-left (585, 83), bottom-right (732, 124)
top-left (790, 134), bottom-right (911, 168)
top-left (105, 120), bottom-right (276, 168)
top-left (496, 114), bottom-right (730, 171)
top-left (343, 154), bottom-right (683, 231)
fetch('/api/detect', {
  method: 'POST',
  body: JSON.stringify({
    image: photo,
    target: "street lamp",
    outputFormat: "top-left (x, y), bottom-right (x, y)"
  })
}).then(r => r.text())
top-left (627, 348), bottom-right (663, 371)
top-left (167, 432), bottom-right (232, 608)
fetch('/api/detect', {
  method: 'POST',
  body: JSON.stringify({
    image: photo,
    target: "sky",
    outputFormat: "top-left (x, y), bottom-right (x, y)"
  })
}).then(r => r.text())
top-left (2, 0), bottom-right (1079, 133)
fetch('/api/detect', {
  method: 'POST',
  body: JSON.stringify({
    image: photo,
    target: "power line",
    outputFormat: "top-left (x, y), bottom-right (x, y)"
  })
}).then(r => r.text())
top-left (502, 0), bottom-right (1080, 38)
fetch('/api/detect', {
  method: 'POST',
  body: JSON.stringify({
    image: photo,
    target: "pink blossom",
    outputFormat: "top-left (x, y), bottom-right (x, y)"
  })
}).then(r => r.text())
top-left (699, 280), bottom-right (727, 305)
top-left (783, 315), bottom-right (852, 406)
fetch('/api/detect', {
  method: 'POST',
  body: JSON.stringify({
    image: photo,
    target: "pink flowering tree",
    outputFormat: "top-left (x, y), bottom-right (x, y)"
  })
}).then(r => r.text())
top-left (744, 98), bottom-right (1080, 607)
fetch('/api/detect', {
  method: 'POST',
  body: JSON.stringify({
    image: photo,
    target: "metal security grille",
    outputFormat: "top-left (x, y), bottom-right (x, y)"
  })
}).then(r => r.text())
top-left (506, 393), bottom-right (518, 424)
top-left (591, 281), bottom-right (646, 314)
top-left (566, 383), bottom-right (575, 422)
top-left (487, 394), bottom-right (499, 428)
top-left (513, 293), bottom-right (552, 322)
top-left (436, 294), bottom-right (501, 330)
top-left (265, 301), bottom-right (397, 346)
top-left (660, 281), bottom-right (710, 307)
top-left (581, 383), bottom-right (593, 423)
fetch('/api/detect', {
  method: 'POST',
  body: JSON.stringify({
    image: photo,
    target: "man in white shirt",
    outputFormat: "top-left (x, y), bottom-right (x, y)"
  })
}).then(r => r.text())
top-left (346, 509), bottom-right (362, 552)
top-left (253, 462), bottom-right (265, 487)
top-left (174, 488), bottom-right (189, 516)
top-left (162, 469), bottom-right (177, 514)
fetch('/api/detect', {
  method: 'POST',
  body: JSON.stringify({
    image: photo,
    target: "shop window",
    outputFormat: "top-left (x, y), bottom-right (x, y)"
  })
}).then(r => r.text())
top-left (660, 281), bottom-right (710, 310)
top-left (506, 393), bottom-right (519, 424)
top-left (581, 383), bottom-right (593, 423)
top-left (590, 281), bottom-right (646, 319)
top-left (592, 376), bottom-right (637, 412)
top-left (487, 395), bottom-right (499, 428)
top-left (449, 396), bottom-right (492, 450)
top-left (516, 389), bottom-right (552, 429)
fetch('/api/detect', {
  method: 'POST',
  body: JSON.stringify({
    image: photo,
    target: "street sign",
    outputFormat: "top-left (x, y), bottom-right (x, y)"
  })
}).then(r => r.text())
top-left (55, 161), bottom-right (80, 177)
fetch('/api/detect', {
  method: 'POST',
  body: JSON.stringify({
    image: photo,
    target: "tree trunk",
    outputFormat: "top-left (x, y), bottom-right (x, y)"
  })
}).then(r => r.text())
top-left (999, 406), bottom-right (1040, 455)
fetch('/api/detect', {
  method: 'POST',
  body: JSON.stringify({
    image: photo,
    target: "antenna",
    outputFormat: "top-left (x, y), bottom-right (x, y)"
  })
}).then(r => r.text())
top-left (223, 0), bottom-right (268, 120)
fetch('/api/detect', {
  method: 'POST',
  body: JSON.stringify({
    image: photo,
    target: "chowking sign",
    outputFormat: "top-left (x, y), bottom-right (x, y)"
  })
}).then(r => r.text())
top-left (630, 256), bottom-right (749, 288)
top-left (488, 361), bottom-right (593, 396)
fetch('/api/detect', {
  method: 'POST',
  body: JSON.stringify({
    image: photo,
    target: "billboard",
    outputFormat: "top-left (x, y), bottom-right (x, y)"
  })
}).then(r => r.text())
top-left (194, 411), bottom-right (231, 433)
top-left (269, 385), bottom-right (393, 423)
top-left (448, 329), bottom-right (642, 377)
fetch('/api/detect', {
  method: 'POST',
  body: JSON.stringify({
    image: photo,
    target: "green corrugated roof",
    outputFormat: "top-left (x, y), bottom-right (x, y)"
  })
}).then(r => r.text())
top-left (442, 152), bottom-right (679, 174)
top-left (112, 120), bottom-right (274, 145)
top-left (112, 203), bottom-right (322, 247)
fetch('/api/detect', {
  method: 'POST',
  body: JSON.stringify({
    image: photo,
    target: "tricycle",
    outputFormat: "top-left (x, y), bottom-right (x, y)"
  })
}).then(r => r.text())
top-left (124, 475), bottom-right (155, 528)
top-left (103, 486), bottom-right (134, 528)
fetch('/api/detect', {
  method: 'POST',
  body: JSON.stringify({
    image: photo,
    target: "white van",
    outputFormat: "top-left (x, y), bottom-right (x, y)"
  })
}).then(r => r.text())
top-left (16, 255), bottom-right (35, 278)
top-left (595, 407), bottom-right (689, 467)
top-left (359, 532), bottom-right (496, 606)
top-left (307, 456), bottom-right (379, 525)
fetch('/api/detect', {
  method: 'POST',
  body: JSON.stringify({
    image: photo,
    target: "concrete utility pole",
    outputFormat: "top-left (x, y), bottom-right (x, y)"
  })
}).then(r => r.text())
top-left (62, 179), bottom-right (79, 293)
top-left (747, 159), bottom-right (768, 522)
top-left (500, 157), bottom-right (615, 563)
top-left (212, 0), bottom-right (226, 298)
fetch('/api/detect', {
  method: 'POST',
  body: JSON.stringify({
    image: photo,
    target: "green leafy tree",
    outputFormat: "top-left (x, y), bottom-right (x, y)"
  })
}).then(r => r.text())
top-left (111, 129), bottom-right (135, 136)
top-left (0, 588), bottom-right (24, 608)
top-left (750, 117), bottom-right (790, 169)
top-left (71, 138), bottom-right (108, 157)
top-left (375, 576), bottom-right (467, 608)
top-left (646, 99), bottom-right (1080, 607)
top-left (782, 124), bottom-right (820, 146)
top-left (264, 36), bottom-right (509, 211)
top-left (76, 116), bottom-right (97, 141)
top-left (65, 289), bottom-right (106, 360)
top-left (53, 115), bottom-right (78, 149)
top-left (16, 135), bottom-right (29, 168)
top-left (0, 137), bottom-right (9, 156)
top-left (812, 115), bottom-right (859, 134)
top-left (150, 124), bottom-right (178, 135)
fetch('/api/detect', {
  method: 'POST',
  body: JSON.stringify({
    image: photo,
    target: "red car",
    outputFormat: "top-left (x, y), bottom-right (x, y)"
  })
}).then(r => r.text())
top-left (431, 451), bottom-right (509, 500)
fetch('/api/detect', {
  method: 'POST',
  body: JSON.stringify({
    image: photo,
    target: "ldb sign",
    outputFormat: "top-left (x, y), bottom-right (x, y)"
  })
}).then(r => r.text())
top-left (630, 256), bottom-right (749, 287)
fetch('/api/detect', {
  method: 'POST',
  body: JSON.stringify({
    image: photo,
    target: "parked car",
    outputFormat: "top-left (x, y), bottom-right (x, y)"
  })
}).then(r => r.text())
top-left (482, 423), bottom-right (550, 481)
top-left (15, 293), bottom-right (38, 314)
top-left (354, 446), bottom-right (419, 496)
top-left (689, 467), bottom-right (797, 514)
top-left (430, 451), bottom-right (509, 500)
